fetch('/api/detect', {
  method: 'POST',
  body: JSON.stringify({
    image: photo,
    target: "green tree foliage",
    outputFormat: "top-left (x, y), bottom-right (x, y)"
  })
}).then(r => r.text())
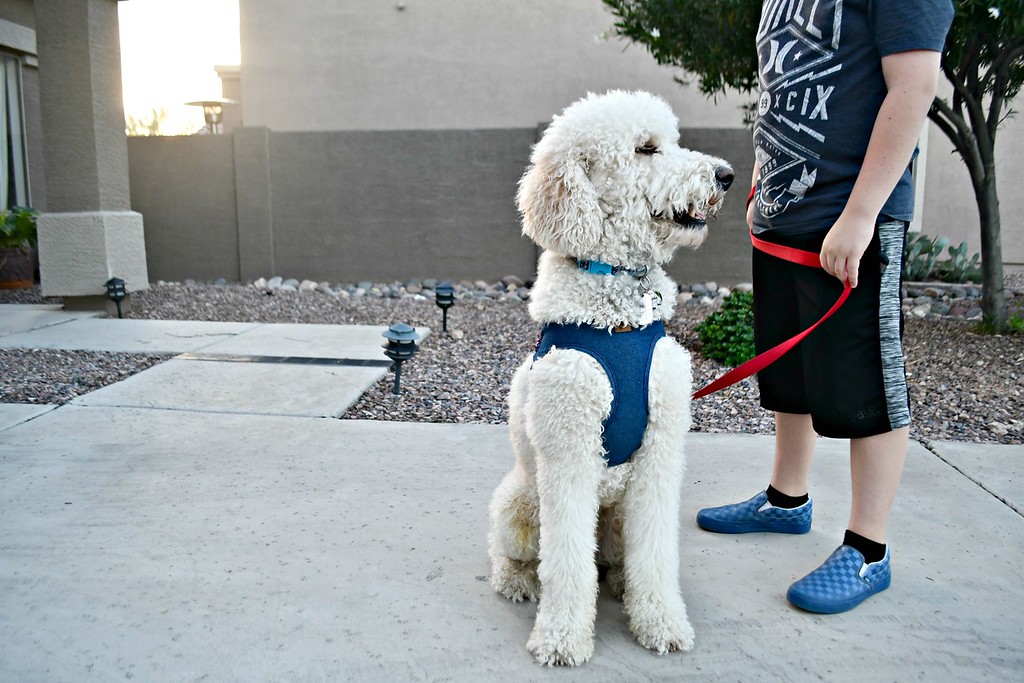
top-left (604, 0), bottom-right (1024, 331)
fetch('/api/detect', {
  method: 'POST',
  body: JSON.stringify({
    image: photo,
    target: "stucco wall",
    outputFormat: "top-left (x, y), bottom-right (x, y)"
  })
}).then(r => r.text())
top-left (127, 135), bottom-right (239, 282)
top-left (268, 128), bottom-right (537, 282)
top-left (921, 115), bottom-right (1024, 267)
top-left (0, 0), bottom-right (36, 29)
top-left (127, 125), bottom-right (754, 285)
top-left (239, 0), bottom-right (750, 132)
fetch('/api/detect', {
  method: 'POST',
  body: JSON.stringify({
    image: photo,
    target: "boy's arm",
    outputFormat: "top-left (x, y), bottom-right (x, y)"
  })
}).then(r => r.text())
top-left (820, 49), bottom-right (942, 287)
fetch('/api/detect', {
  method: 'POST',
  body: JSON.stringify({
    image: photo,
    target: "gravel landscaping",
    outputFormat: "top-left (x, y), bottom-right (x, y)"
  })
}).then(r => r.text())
top-left (2, 274), bottom-right (1022, 445)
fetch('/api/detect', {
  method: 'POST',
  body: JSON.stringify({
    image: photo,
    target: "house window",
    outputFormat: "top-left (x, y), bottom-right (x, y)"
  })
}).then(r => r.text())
top-left (0, 52), bottom-right (29, 210)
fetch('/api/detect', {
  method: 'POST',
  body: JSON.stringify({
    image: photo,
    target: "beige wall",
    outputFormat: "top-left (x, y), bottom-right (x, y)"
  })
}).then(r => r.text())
top-left (921, 111), bottom-right (1024, 266)
top-left (239, 0), bottom-right (750, 132)
top-left (126, 126), bottom-right (755, 285)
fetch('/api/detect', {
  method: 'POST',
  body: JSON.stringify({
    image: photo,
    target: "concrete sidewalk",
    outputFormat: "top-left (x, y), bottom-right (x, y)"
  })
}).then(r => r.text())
top-left (0, 306), bottom-right (1021, 681)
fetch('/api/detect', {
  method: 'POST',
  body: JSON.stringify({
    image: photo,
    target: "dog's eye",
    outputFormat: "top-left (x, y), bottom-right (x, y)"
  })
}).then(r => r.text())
top-left (635, 142), bottom-right (659, 155)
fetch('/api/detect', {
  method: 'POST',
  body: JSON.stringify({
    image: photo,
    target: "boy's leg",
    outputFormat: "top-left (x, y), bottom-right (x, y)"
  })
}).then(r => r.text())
top-left (786, 426), bottom-right (907, 614)
top-left (695, 410), bottom-right (815, 534)
top-left (770, 412), bottom-right (816, 497)
top-left (848, 426), bottom-right (909, 542)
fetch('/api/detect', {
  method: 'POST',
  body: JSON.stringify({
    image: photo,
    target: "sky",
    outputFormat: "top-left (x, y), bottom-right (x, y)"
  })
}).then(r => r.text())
top-left (118, 0), bottom-right (240, 135)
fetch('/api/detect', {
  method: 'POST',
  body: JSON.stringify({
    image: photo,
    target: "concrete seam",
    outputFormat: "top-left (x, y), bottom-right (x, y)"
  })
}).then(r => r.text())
top-left (65, 401), bottom-right (347, 420)
top-left (920, 439), bottom-right (1024, 519)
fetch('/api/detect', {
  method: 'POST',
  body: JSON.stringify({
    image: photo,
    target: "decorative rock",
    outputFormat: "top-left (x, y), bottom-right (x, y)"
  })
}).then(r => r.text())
top-left (966, 307), bottom-right (983, 319)
top-left (734, 282), bottom-right (754, 292)
top-left (677, 291), bottom-right (694, 303)
top-left (253, 277), bottom-right (267, 289)
top-left (931, 303), bottom-right (951, 316)
top-left (474, 280), bottom-right (490, 290)
top-left (214, 277), bottom-right (228, 286)
top-left (704, 281), bottom-right (718, 292)
top-left (989, 421), bottom-right (1009, 437)
top-left (298, 280), bottom-right (318, 292)
top-left (279, 284), bottom-right (298, 292)
top-left (501, 275), bottom-right (525, 288)
top-left (912, 304), bottom-right (931, 318)
top-left (422, 278), bottom-right (438, 289)
top-left (690, 284), bottom-right (708, 296)
top-left (516, 287), bottom-right (530, 300)
top-left (717, 286), bottom-right (731, 297)
top-left (266, 276), bottom-right (283, 290)
top-left (357, 281), bottom-right (373, 291)
top-left (406, 283), bottom-right (423, 294)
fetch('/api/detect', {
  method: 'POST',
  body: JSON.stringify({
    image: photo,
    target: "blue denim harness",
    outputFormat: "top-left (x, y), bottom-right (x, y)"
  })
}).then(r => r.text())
top-left (533, 321), bottom-right (665, 467)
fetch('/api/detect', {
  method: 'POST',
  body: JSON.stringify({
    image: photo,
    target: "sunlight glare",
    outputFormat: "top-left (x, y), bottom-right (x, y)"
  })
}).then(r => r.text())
top-left (119, 0), bottom-right (241, 135)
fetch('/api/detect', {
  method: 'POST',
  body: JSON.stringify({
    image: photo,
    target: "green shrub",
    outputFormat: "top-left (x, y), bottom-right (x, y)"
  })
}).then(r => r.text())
top-left (903, 232), bottom-right (981, 284)
top-left (903, 232), bottom-right (948, 281)
top-left (696, 290), bottom-right (755, 366)
top-left (0, 207), bottom-right (38, 249)
top-left (934, 241), bottom-right (982, 283)
top-left (975, 312), bottom-right (1024, 335)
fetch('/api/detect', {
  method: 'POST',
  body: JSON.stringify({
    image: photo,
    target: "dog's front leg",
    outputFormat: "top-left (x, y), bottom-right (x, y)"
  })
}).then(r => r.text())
top-left (621, 340), bottom-right (695, 654)
top-left (524, 351), bottom-right (610, 666)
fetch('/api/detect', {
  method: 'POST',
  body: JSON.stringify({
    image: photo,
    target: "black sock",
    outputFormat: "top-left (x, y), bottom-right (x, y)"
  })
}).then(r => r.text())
top-left (765, 484), bottom-right (809, 509)
top-left (844, 529), bottom-right (887, 564)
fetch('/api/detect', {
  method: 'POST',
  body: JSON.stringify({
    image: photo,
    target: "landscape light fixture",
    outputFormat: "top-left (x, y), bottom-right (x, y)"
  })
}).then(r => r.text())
top-left (104, 277), bottom-right (127, 318)
top-left (434, 281), bottom-right (456, 332)
top-left (381, 322), bottom-right (420, 395)
top-left (185, 98), bottom-right (237, 135)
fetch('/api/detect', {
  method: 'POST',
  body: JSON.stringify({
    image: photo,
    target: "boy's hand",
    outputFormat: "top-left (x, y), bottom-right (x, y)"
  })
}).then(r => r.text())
top-left (820, 214), bottom-right (874, 288)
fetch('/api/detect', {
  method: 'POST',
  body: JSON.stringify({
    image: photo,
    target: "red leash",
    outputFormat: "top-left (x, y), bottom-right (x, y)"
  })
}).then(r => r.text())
top-left (691, 231), bottom-right (852, 400)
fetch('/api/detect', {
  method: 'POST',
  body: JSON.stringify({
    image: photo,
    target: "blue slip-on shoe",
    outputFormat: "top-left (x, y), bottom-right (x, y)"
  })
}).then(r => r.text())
top-left (696, 490), bottom-right (812, 534)
top-left (786, 545), bottom-right (891, 614)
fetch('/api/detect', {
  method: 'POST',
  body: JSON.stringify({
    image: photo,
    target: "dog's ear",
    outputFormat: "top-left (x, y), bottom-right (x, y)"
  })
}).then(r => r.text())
top-left (517, 141), bottom-right (603, 256)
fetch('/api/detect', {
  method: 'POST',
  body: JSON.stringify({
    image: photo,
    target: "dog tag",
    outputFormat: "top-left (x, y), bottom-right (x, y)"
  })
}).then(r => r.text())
top-left (640, 292), bottom-right (655, 326)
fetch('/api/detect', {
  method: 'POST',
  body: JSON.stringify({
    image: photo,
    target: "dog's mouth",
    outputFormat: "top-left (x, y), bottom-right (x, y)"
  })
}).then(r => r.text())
top-left (655, 205), bottom-right (708, 229)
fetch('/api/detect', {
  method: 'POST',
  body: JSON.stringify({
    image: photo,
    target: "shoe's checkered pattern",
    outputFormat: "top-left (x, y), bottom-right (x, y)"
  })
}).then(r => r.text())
top-left (696, 490), bottom-right (812, 534)
top-left (787, 545), bottom-right (891, 614)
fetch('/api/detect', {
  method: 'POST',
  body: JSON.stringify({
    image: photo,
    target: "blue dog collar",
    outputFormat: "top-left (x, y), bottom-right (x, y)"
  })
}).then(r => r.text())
top-left (576, 259), bottom-right (648, 278)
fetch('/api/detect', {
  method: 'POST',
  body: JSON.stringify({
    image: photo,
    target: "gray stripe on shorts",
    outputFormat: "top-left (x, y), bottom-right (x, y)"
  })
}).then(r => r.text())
top-left (878, 220), bottom-right (910, 429)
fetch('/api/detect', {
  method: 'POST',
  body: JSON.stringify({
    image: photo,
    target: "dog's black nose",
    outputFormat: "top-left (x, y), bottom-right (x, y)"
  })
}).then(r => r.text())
top-left (716, 166), bottom-right (735, 192)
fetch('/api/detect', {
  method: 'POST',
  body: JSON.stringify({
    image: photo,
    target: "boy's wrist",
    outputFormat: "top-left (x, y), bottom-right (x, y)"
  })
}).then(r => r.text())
top-left (745, 185), bottom-right (757, 211)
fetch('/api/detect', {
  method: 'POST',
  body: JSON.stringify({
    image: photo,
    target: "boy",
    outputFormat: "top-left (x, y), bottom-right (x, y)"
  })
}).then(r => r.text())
top-left (697, 0), bottom-right (955, 613)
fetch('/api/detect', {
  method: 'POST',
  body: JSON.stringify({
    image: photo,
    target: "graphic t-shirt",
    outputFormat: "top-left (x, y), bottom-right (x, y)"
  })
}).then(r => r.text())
top-left (751, 0), bottom-right (954, 235)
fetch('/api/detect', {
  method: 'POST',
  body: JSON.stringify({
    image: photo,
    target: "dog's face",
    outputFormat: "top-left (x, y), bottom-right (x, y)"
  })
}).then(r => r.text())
top-left (518, 90), bottom-right (733, 268)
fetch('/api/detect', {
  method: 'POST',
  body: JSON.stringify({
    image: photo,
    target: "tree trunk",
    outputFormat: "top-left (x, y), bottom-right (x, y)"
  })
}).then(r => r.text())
top-left (975, 170), bottom-right (1006, 329)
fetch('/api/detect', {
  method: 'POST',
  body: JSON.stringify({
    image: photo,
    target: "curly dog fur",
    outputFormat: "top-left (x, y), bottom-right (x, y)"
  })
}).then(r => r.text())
top-left (487, 90), bottom-right (733, 666)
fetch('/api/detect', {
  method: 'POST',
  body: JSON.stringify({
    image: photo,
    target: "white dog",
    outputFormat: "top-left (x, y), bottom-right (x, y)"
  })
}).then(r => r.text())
top-left (487, 90), bottom-right (733, 666)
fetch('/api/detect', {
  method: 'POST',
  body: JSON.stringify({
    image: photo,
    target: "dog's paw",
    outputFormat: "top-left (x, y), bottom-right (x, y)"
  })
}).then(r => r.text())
top-left (527, 623), bottom-right (594, 667)
top-left (629, 604), bottom-right (695, 655)
top-left (604, 565), bottom-right (626, 601)
top-left (490, 558), bottom-right (540, 603)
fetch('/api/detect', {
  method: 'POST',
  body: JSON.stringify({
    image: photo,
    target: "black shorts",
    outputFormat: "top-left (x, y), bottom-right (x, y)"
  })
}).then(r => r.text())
top-left (752, 221), bottom-right (910, 439)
